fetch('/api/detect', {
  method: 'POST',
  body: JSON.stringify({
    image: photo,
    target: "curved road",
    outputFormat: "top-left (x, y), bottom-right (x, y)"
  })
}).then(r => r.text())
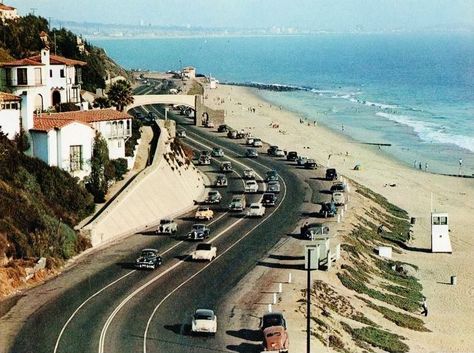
top-left (10, 104), bottom-right (330, 353)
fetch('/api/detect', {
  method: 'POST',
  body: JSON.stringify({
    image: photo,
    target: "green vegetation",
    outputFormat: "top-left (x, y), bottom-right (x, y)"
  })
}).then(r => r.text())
top-left (85, 133), bottom-right (110, 202)
top-left (107, 80), bottom-right (134, 111)
top-left (342, 322), bottom-right (409, 353)
top-left (187, 81), bottom-right (204, 95)
top-left (0, 15), bottom-right (130, 92)
top-left (125, 119), bottom-right (143, 157)
top-left (0, 132), bottom-right (94, 260)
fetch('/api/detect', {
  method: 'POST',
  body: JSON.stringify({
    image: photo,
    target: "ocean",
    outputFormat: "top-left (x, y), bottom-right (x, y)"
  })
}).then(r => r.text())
top-left (92, 34), bottom-right (474, 175)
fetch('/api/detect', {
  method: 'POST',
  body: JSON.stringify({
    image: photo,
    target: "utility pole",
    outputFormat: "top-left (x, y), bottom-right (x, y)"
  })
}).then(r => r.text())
top-left (307, 247), bottom-right (312, 353)
top-left (30, 8), bottom-right (37, 16)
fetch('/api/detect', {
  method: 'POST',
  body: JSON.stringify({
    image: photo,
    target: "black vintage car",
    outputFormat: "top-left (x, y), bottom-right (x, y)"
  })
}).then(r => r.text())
top-left (218, 124), bottom-right (230, 133)
top-left (304, 159), bottom-right (317, 169)
top-left (187, 224), bottom-right (211, 241)
top-left (326, 168), bottom-right (338, 180)
top-left (319, 201), bottom-right (337, 218)
top-left (260, 312), bottom-right (287, 331)
top-left (262, 192), bottom-right (277, 207)
top-left (286, 151), bottom-right (298, 161)
top-left (135, 249), bottom-right (162, 270)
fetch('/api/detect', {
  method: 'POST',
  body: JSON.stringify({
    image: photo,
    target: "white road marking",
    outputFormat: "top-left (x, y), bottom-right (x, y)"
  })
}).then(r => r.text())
top-left (142, 161), bottom-right (288, 353)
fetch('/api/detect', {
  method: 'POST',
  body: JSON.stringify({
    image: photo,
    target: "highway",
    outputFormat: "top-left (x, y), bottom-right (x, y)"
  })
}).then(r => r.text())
top-left (10, 104), bottom-right (329, 353)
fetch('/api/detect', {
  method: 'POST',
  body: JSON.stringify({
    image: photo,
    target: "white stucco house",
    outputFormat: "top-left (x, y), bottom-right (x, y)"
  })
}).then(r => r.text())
top-left (30, 117), bottom-right (95, 179)
top-left (30, 109), bottom-right (132, 178)
top-left (0, 91), bottom-right (21, 138)
top-left (0, 3), bottom-right (19, 21)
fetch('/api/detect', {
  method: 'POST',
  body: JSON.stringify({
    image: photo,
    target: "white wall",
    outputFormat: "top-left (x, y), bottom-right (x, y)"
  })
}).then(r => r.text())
top-left (0, 109), bottom-right (20, 139)
top-left (57, 122), bottom-right (94, 174)
top-left (107, 138), bottom-right (126, 160)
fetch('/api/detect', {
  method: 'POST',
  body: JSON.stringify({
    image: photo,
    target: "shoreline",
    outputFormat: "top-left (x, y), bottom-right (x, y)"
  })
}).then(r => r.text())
top-left (204, 82), bottom-right (474, 352)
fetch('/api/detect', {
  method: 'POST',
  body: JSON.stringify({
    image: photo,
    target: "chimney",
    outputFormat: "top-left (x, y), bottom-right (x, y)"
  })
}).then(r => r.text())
top-left (40, 48), bottom-right (50, 65)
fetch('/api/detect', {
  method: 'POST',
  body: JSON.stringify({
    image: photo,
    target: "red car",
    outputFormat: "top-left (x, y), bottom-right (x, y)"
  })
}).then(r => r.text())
top-left (262, 325), bottom-right (289, 352)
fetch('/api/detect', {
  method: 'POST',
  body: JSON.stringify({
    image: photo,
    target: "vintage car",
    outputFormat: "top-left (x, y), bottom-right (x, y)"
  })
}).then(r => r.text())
top-left (300, 222), bottom-right (330, 240)
top-left (319, 201), bottom-right (337, 218)
top-left (187, 224), bottom-right (210, 240)
top-left (286, 151), bottom-right (298, 161)
top-left (330, 182), bottom-right (347, 193)
top-left (246, 136), bottom-right (255, 145)
top-left (205, 191), bottom-right (222, 204)
top-left (195, 207), bottom-right (214, 220)
top-left (220, 161), bottom-right (233, 173)
top-left (296, 156), bottom-right (308, 166)
top-left (245, 180), bottom-right (259, 193)
top-left (192, 243), bottom-right (217, 261)
top-left (211, 147), bottom-right (224, 157)
top-left (265, 170), bottom-right (279, 182)
top-left (267, 145), bottom-right (279, 156)
top-left (176, 129), bottom-right (187, 138)
top-left (326, 168), bottom-right (338, 181)
top-left (191, 309), bottom-right (217, 334)
top-left (135, 249), bottom-right (162, 270)
top-left (304, 159), bottom-right (317, 169)
top-left (252, 138), bottom-right (263, 147)
top-left (215, 174), bottom-right (228, 187)
top-left (155, 219), bottom-right (178, 234)
top-left (247, 203), bottom-right (265, 217)
top-left (260, 312), bottom-right (287, 331)
top-left (262, 326), bottom-right (289, 353)
top-left (267, 180), bottom-right (281, 193)
top-left (246, 148), bottom-right (259, 158)
top-left (199, 154), bottom-right (211, 165)
top-left (218, 124), bottom-right (230, 133)
top-left (243, 169), bottom-right (256, 180)
top-left (229, 195), bottom-right (246, 211)
top-left (332, 191), bottom-right (345, 206)
top-left (262, 192), bottom-right (277, 207)
top-left (275, 149), bottom-right (285, 157)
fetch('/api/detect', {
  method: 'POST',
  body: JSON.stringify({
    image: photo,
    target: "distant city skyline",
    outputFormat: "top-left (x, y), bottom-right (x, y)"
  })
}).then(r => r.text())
top-left (7, 0), bottom-right (474, 32)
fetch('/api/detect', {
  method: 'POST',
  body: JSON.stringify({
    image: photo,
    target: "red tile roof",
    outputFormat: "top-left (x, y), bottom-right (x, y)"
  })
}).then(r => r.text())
top-left (0, 58), bottom-right (44, 67)
top-left (28, 54), bottom-right (87, 67)
top-left (0, 92), bottom-right (21, 102)
top-left (31, 117), bottom-right (92, 132)
top-left (0, 4), bottom-right (15, 11)
top-left (35, 109), bottom-right (131, 123)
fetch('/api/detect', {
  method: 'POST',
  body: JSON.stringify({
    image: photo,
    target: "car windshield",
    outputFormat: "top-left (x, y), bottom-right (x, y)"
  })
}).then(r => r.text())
top-left (141, 251), bottom-right (156, 257)
top-left (160, 220), bottom-right (170, 224)
top-left (266, 331), bottom-right (282, 338)
top-left (197, 207), bottom-right (208, 211)
top-left (251, 205), bottom-right (259, 209)
top-left (195, 313), bottom-right (213, 320)
top-left (263, 315), bottom-right (283, 327)
top-left (192, 224), bottom-right (204, 230)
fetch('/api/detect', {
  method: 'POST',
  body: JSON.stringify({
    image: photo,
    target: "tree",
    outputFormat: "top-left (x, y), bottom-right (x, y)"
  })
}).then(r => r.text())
top-left (86, 132), bottom-right (110, 203)
top-left (107, 80), bottom-right (134, 112)
top-left (93, 96), bottom-right (111, 109)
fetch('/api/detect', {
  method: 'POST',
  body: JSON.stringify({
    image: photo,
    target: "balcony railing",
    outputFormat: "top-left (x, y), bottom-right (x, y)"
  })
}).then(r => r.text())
top-left (7, 78), bottom-right (44, 87)
top-left (104, 128), bottom-right (132, 139)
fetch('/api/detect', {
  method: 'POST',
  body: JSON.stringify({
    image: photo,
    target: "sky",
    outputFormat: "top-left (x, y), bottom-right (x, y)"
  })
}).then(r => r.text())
top-left (7, 0), bottom-right (474, 31)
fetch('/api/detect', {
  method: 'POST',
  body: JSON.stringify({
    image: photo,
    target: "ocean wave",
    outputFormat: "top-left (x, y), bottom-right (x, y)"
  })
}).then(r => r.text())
top-left (363, 101), bottom-right (398, 110)
top-left (376, 112), bottom-right (474, 152)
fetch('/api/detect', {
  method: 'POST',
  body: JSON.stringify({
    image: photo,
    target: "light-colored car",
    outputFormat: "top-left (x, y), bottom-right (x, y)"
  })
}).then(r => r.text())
top-left (192, 243), bottom-right (217, 261)
top-left (262, 326), bottom-right (289, 352)
top-left (229, 195), bottom-right (246, 211)
top-left (220, 161), bottom-right (233, 172)
top-left (243, 169), bottom-right (256, 179)
top-left (246, 148), bottom-right (258, 158)
top-left (205, 191), bottom-right (222, 204)
top-left (267, 180), bottom-right (281, 193)
top-left (191, 309), bottom-right (217, 334)
top-left (195, 207), bottom-right (214, 220)
top-left (297, 156), bottom-right (308, 166)
top-left (332, 192), bottom-right (345, 206)
top-left (247, 203), bottom-right (265, 217)
top-left (265, 170), bottom-right (279, 182)
top-left (246, 136), bottom-right (255, 145)
top-left (199, 155), bottom-right (211, 165)
top-left (211, 147), bottom-right (224, 157)
top-left (245, 180), bottom-right (259, 193)
top-left (177, 129), bottom-right (187, 138)
top-left (215, 174), bottom-right (228, 187)
top-left (156, 219), bottom-right (178, 234)
top-left (253, 138), bottom-right (263, 147)
top-left (275, 149), bottom-right (285, 157)
top-left (205, 120), bottom-right (215, 128)
top-left (330, 182), bottom-right (347, 193)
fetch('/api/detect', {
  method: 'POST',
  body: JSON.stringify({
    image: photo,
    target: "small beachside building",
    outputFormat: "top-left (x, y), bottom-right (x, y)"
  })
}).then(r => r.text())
top-left (182, 66), bottom-right (196, 79)
top-left (0, 91), bottom-right (21, 139)
top-left (0, 3), bottom-right (19, 21)
top-left (30, 117), bottom-right (95, 179)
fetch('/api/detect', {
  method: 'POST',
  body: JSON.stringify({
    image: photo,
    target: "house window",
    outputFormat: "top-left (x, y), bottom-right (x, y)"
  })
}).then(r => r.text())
top-left (118, 140), bottom-right (122, 148)
top-left (69, 145), bottom-right (82, 171)
top-left (17, 68), bottom-right (27, 85)
top-left (60, 69), bottom-right (65, 78)
top-left (34, 68), bottom-right (42, 85)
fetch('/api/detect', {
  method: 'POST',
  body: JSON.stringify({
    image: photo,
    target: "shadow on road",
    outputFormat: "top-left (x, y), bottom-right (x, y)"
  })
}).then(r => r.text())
top-left (268, 254), bottom-right (305, 261)
top-left (226, 329), bottom-right (261, 342)
top-left (257, 261), bottom-right (304, 270)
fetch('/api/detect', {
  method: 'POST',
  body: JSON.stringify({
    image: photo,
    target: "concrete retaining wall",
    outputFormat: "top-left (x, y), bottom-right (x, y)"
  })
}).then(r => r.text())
top-left (81, 120), bottom-right (205, 247)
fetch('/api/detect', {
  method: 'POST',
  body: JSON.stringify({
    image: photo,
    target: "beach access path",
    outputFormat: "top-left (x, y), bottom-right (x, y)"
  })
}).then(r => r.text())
top-left (204, 83), bottom-right (474, 352)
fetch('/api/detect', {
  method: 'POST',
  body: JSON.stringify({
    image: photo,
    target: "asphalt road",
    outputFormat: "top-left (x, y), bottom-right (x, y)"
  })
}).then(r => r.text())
top-left (9, 104), bottom-right (330, 353)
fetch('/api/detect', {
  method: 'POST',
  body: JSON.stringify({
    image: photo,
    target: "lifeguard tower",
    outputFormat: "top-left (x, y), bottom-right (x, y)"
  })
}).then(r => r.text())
top-left (431, 213), bottom-right (452, 253)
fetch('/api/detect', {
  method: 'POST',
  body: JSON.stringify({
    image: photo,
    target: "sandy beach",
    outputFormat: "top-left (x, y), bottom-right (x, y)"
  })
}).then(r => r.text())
top-left (204, 83), bottom-right (474, 352)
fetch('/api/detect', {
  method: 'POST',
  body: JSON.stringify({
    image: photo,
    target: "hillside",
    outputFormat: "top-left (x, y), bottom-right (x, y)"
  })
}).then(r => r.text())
top-left (0, 15), bottom-right (130, 91)
top-left (0, 132), bottom-right (95, 296)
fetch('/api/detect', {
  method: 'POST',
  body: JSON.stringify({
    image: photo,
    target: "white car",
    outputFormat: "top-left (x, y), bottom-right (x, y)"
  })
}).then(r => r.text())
top-left (247, 203), bottom-right (265, 217)
top-left (191, 309), bottom-right (217, 334)
top-left (192, 243), bottom-right (217, 261)
top-left (332, 192), bottom-right (345, 206)
top-left (252, 138), bottom-right (263, 147)
top-left (245, 180), bottom-right (259, 193)
top-left (246, 136), bottom-right (255, 145)
top-left (177, 129), bottom-right (187, 138)
top-left (275, 149), bottom-right (285, 157)
top-left (243, 169), bottom-right (256, 179)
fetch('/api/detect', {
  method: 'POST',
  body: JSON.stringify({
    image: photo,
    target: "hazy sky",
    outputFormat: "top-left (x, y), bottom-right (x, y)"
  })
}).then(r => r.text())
top-left (8, 0), bottom-right (474, 30)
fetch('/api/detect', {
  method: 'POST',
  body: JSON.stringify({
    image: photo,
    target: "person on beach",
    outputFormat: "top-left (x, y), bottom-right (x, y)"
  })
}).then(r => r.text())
top-left (421, 297), bottom-right (428, 317)
top-left (419, 162), bottom-right (422, 170)
top-left (425, 163), bottom-right (428, 172)
top-left (341, 124), bottom-right (345, 131)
